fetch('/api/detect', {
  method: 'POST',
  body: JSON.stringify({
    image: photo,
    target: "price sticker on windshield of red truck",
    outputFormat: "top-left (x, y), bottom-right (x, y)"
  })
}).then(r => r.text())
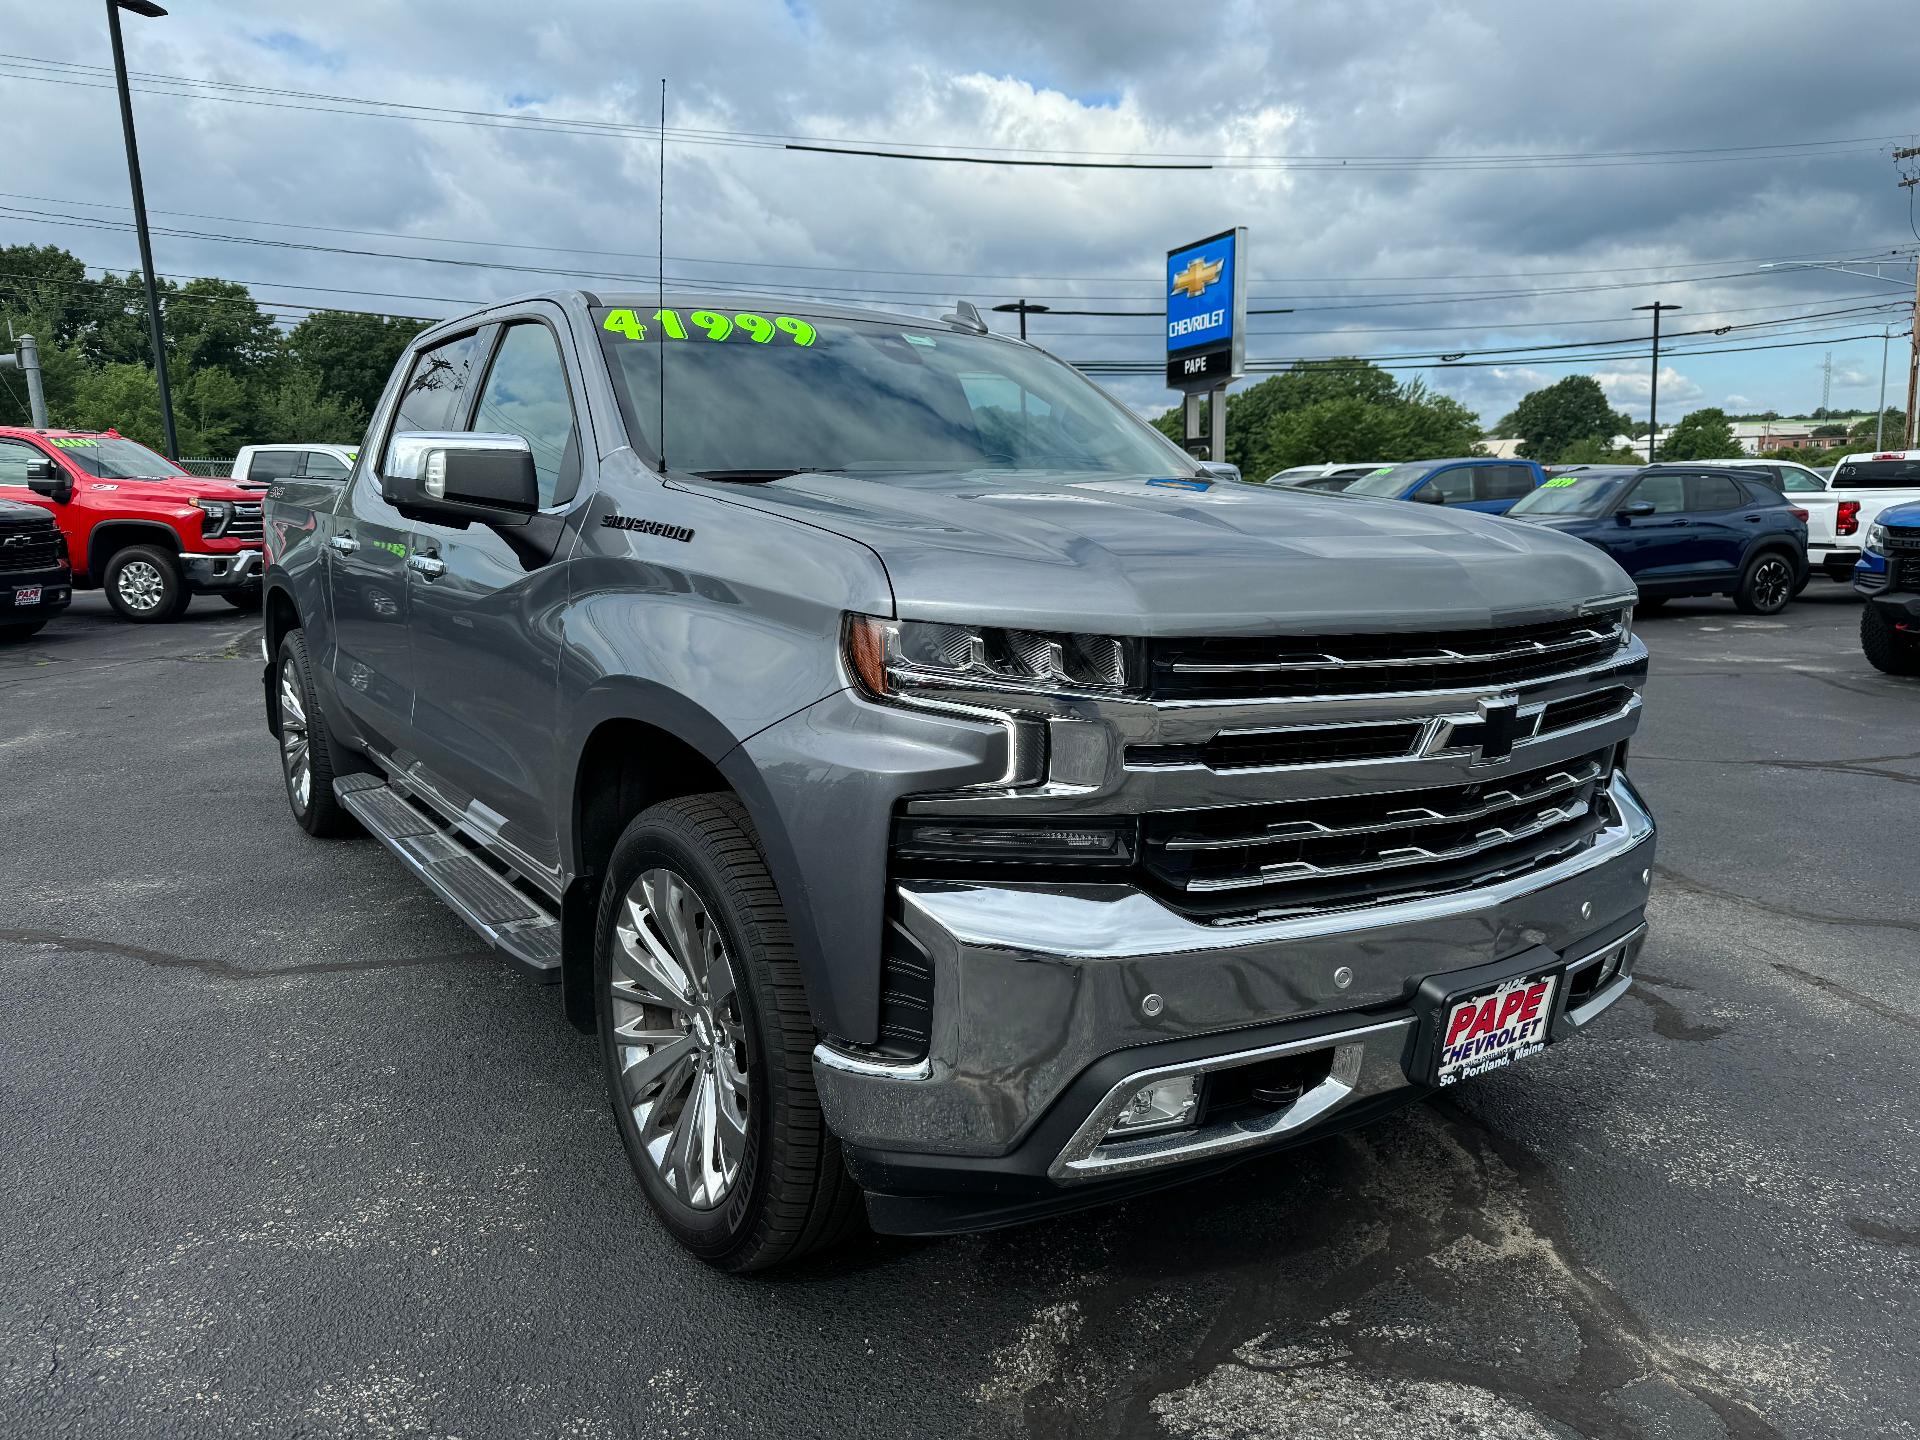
top-left (1436, 974), bottom-right (1557, 1086)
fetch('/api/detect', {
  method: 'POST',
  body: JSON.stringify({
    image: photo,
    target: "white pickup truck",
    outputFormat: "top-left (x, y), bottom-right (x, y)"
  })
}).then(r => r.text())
top-left (1752, 450), bottom-right (1920, 583)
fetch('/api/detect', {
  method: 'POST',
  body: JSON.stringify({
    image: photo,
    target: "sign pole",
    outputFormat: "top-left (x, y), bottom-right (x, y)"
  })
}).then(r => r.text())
top-left (1165, 226), bottom-right (1247, 468)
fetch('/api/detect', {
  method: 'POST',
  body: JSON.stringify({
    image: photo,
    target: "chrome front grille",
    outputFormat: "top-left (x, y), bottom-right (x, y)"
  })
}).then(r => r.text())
top-left (1150, 614), bottom-right (1627, 700)
top-left (225, 503), bottom-right (264, 542)
top-left (1126, 686), bottom-right (1636, 775)
top-left (1141, 749), bottom-right (1615, 921)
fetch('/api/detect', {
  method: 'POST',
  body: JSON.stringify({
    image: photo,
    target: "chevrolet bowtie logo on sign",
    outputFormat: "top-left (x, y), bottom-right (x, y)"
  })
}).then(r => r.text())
top-left (1164, 227), bottom-right (1245, 393)
top-left (1169, 256), bottom-right (1224, 300)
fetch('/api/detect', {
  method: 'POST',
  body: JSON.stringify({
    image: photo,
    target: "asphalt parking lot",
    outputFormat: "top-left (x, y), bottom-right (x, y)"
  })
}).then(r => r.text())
top-left (3, 587), bottom-right (1916, 1440)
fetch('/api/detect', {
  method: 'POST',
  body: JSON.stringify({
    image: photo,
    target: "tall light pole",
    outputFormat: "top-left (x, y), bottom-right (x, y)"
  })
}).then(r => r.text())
top-left (1632, 301), bottom-right (1681, 461)
top-left (105, 0), bottom-right (178, 461)
top-left (1877, 326), bottom-right (1892, 450)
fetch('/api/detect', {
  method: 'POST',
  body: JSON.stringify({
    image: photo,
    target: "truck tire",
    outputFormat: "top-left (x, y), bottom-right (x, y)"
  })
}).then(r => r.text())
top-left (274, 629), bottom-right (360, 837)
top-left (0, 621), bottom-right (46, 641)
top-left (1860, 605), bottom-right (1920, 677)
top-left (594, 793), bottom-right (862, 1272)
top-left (1733, 551), bottom-right (1795, 615)
top-left (103, 544), bottom-right (187, 622)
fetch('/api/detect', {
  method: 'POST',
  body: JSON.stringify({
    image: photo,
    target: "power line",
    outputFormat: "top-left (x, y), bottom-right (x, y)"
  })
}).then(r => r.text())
top-left (2, 188), bottom-right (1909, 289)
top-left (0, 52), bottom-right (1911, 171)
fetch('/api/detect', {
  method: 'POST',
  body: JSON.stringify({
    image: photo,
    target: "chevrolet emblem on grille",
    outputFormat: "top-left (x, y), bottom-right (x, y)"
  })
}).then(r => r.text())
top-left (1429, 695), bottom-right (1536, 767)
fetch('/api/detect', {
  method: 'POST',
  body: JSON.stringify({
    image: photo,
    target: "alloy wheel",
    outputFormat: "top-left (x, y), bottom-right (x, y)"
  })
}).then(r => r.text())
top-left (116, 559), bottom-right (165, 613)
top-left (278, 661), bottom-right (311, 812)
top-left (609, 867), bottom-right (751, 1210)
top-left (1752, 558), bottom-right (1791, 611)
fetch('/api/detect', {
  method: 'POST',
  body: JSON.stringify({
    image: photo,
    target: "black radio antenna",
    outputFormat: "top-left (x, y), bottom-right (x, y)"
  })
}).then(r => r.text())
top-left (656, 77), bottom-right (667, 473)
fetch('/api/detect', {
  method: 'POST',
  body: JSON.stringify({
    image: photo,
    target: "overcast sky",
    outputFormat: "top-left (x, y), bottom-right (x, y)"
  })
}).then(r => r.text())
top-left (2, 0), bottom-right (1917, 428)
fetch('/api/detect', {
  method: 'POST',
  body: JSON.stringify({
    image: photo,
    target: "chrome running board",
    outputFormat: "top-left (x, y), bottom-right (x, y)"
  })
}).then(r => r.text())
top-left (335, 774), bottom-right (562, 978)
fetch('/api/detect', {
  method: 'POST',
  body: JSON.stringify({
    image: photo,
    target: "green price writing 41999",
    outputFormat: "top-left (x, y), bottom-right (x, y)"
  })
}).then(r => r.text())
top-left (603, 309), bottom-right (816, 346)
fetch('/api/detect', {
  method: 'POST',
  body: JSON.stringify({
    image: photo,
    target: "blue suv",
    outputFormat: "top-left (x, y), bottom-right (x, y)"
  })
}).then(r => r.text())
top-left (1855, 501), bottom-right (1920, 674)
top-left (1505, 464), bottom-right (1808, 614)
top-left (1340, 457), bottom-right (1547, 514)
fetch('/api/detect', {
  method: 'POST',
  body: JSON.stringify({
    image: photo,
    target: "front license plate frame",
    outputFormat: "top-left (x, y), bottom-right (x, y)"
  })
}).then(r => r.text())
top-left (1433, 972), bottom-right (1558, 1087)
top-left (13, 585), bottom-right (42, 605)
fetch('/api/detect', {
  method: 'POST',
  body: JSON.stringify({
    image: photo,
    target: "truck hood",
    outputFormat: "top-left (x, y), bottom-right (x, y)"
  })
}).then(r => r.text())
top-left (687, 469), bottom-right (1634, 636)
top-left (79, 476), bottom-right (258, 504)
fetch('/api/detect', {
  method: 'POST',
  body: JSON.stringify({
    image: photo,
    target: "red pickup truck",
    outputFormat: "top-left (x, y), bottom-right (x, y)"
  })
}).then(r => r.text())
top-left (0, 426), bottom-right (265, 621)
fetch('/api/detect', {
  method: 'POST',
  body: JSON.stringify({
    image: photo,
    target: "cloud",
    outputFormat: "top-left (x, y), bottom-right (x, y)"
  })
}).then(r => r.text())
top-left (1833, 365), bottom-right (1871, 387)
top-left (3, 0), bottom-right (1915, 430)
top-left (1724, 393), bottom-right (1752, 407)
top-left (1594, 366), bottom-right (1702, 413)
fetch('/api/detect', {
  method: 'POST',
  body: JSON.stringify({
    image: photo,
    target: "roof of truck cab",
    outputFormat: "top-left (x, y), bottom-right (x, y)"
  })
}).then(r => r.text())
top-left (414, 289), bottom-right (989, 337)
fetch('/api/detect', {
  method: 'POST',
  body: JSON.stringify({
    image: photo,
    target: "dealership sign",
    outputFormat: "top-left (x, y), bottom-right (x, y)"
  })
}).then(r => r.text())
top-left (1165, 227), bottom-right (1246, 391)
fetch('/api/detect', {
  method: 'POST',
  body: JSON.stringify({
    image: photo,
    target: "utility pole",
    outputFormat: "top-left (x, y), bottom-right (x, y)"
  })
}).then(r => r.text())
top-left (1899, 147), bottom-right (1920, 449)
top-left (990, 299), bottom-right (1051, 341)
top-left (0, 334), bottom-right (49, 428)
top-left (1877, 327), bottom-right (1892, 450)
top-left (105, 0), bottom-right (178, 461)
top-left (1633, 301), bottom-right (1682, 461)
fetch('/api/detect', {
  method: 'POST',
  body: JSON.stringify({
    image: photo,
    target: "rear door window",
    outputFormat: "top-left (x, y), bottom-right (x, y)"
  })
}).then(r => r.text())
top-left (1475, 464), bottom-right (1536, 501)
top-left (245, 449), bottom-right (301, 482)
top-left (299, 451), bottom-right (351, 481)
top-left (1686, 474), bottom-right (1745, 512)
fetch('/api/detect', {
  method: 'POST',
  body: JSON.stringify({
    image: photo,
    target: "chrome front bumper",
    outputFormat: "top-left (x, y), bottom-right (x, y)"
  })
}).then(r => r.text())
top-left (179, 548), bottom-right (261, 590)
top-left (815, 772), bottom-right (1655, 1173)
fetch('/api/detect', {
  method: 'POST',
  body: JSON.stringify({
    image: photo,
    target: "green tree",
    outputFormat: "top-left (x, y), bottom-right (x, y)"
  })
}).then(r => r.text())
top-left (1153, 359), bottom-right (1487, 480)
top-left (1658, 407), bottom-right (1743, 461)
top-left (250, 366), bottom-right (368, 443)
top-left (1555, 436), bottom-right (1643, 464)
top-left (1845, 409), bottom-right (1905, 449)
top-left (285, 310), bottom-right (427, 420)
top-left (1507, 376), bottom-right (1632, 462)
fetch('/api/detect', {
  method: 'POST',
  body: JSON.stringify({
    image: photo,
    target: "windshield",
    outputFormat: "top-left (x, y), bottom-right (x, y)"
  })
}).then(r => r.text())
top-left (596, 308), bottom-right (1198, 478)
top-left (1342, 463), bottom-right (1431, 497)
top-left (1507, 473), bottom-right (1634, 516)
top-left (1833, 457), bottom-right (1920, 488)
top-left (48, 436), bottom-right (185, 480)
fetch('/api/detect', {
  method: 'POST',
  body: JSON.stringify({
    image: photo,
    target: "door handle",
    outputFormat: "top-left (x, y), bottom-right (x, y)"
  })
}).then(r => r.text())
top-left (407, 553), bottom-right (446, 580)
top-left (328, 534), bottom-right (359, 554)
top-left (1743, 514), bottom-right (1763, 523)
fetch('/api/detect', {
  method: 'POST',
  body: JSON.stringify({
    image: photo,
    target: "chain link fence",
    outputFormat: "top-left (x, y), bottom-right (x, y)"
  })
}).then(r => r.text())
top-left (177, 456), bottom-right (236, 478)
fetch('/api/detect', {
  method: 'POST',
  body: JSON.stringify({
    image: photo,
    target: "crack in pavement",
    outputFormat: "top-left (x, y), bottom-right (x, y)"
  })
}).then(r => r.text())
top-left (1846, 1217), bottom-right (1920, 1249)
top-left (1654, 864), bottom-right (1920, 936)
top-left (1636, 749), bottom-right (1920, 788)
top-left (0, 928), bottom-right (486, 981)
top-left (1770, 962), bottom-right (1920, 1032)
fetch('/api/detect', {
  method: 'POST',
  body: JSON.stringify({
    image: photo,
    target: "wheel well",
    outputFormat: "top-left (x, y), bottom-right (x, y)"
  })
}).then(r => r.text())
top-left (1746, 539), bottom-right (1801, 569)
top-left (562, 718), bottom-right (733, 1032)
top-left (573, 719), bottom-right (732, 884)
top-left (87, 521), bottom-right (178, 581)
top-left (264, 585), bottom-right (300, 660)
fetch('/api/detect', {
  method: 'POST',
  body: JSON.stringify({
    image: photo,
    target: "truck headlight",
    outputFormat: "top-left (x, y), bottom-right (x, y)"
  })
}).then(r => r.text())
top-left (1865, 520), bottom-right (1887, 556)
top-left (192, 498), bottom-right (233, 537)
top-left (845, 615), bottom-right (1145, 701)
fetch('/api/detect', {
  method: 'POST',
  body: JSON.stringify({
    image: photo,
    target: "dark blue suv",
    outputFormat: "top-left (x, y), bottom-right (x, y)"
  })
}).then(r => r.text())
top-left (1855, 501), bottom-right (1920, 674)
top-left (1340, 457), bottom-right (1547, 514)
top-left (1505, 464), bottom-right (1808, 614)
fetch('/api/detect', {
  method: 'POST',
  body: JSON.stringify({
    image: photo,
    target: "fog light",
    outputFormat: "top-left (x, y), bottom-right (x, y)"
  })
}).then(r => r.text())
top-left (1107, 1074), bottom-right (1200, 1137)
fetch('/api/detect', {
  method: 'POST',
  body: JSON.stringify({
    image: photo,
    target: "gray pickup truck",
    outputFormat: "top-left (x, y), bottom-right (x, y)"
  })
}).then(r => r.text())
top-left (260, 290), bottom-right (1656, 1270)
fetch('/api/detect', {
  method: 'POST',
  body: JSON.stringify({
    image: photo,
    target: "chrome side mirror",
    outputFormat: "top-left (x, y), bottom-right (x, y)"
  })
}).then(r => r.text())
top-left (1193, 461), bottom-right (1241, 483)
top-left (381, 432), bottom-right (538, 527)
